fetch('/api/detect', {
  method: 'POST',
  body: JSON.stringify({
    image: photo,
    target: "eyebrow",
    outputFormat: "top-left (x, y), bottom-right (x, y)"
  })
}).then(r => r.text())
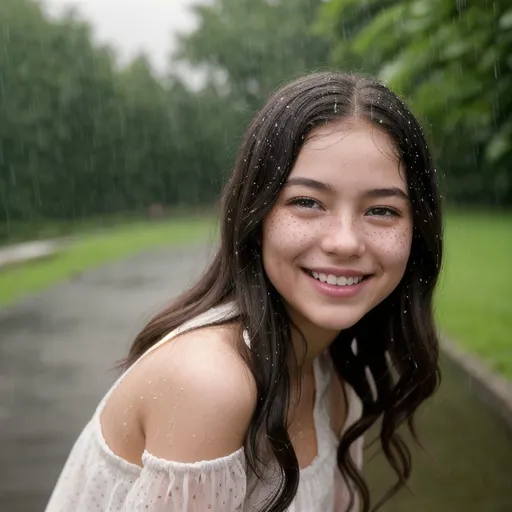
top-left (283, 177), bottom-right (409, 201)
top-left (283, 177), bottom-right (334, 193)
top-left (365, 186), bottom-right (410, 201)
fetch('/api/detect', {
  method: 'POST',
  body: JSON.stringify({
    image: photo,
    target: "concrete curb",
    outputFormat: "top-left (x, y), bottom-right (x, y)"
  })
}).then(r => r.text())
top-left (0, 240), bottom-right (60, 269)
top-left (441, 337), bottom-right (512, 428)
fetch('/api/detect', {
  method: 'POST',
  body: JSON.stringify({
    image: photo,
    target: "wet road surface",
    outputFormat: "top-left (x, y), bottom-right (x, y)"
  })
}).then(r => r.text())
top-left (1, 244), bottom-right (511, 511)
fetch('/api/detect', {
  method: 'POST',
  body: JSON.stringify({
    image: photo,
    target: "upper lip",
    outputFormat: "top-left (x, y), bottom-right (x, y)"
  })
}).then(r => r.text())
top-left (304, 267), bottom-right (369, 278)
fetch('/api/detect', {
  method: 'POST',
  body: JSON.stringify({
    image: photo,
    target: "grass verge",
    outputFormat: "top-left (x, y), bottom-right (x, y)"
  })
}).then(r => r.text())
top-left (0, 206), bottom-right (215, 246)
top-left (0, 217), bottom-right (215, 307)
top-left (436, 211), bottom-right (512, 379)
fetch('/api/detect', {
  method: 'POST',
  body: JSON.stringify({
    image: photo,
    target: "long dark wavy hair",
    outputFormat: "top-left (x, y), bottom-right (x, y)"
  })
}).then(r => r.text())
top-left (124, 72), bottom-right (443, 511)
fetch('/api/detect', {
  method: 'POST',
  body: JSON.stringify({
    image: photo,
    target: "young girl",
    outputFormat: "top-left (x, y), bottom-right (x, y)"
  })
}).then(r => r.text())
top-left (46, 72), bottom-right (443, 512)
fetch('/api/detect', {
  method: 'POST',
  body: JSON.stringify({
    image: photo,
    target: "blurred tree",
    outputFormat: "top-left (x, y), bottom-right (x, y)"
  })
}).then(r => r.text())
top-left (166, 0), bottom-right (334, 205)
top-left (316, 0), bottom-right (512, 205)
top-left (5, 0), bottom-right (508, 237)
top-left (0, 0), bottom-right (181, 231)
top-left (116, 55), bottom-right (174, 208)
top-left (175, 0), bottom-right (331, 111)
top-left (1, 0), bottom-right (121, 222)
top-left (0, 0), bottom-right (333, 234)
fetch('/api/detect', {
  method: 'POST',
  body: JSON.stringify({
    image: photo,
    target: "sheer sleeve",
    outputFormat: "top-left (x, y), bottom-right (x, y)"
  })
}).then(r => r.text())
top-left (123, 449), bottom-right (247, 511)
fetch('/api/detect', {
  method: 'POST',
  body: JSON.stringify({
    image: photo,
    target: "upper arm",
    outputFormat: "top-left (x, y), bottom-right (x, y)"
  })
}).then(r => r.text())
top-left (137, 329), bottom-right (257, 463)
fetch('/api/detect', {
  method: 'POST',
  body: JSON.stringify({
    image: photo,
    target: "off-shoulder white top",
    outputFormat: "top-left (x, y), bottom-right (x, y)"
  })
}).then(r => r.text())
top-left (45, 303), bottom-right (363, 511)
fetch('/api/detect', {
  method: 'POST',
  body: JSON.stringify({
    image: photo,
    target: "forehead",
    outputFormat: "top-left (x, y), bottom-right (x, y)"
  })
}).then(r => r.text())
top-left (289, 121), bottom-right (406, 189)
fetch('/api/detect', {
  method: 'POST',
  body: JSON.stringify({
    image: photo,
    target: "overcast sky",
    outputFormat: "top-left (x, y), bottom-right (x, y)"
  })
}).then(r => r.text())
top-left (43, 0), bottom-right (205, 73)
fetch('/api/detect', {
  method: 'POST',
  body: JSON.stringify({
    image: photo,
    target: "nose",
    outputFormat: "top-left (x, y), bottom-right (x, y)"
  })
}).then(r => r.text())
top-left (320, 215), bottom-right (365, 259)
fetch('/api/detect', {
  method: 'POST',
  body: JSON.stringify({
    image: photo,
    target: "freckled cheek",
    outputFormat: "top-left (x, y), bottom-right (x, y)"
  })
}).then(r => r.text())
top-left (365, 226), bottom-right (413, 267)
top-left (262, 211), bottom-right (313, 261)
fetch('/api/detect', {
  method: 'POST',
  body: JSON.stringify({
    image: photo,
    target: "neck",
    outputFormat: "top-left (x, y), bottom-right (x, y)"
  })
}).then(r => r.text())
top-left (294, 315), bottom-right (339, 351)
top-left (288, 317), bottom-right (339, 377)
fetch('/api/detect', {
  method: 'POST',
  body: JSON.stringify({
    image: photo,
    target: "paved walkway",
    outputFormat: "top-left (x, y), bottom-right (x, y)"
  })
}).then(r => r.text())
top-left (0, 245), bottom-right (511, 511)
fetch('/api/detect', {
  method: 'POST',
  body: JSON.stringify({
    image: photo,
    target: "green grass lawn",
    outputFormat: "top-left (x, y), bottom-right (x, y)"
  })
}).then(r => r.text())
top-left (0, 217), bottom-right (215, 307)
top-left (436, 210), bottom-right (512, 379)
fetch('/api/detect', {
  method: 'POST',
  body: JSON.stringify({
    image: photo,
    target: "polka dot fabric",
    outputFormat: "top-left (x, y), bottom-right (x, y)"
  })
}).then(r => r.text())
top-left (45, 304), bottom-right (363, 511)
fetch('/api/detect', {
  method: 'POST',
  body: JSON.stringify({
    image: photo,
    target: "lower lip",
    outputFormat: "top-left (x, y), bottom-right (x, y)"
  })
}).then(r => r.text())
top-left (304, 271), bottom-right (369, 298)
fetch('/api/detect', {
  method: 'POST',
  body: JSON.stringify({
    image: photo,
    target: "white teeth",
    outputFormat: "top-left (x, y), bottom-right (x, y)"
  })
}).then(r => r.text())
top-left (327, 275), bottom-right (337, 285)
top-left (308, 271), bottom-right (364, 286)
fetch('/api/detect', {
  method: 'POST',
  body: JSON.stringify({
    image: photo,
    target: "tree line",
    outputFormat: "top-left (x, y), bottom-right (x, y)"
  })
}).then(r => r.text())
top-left (1, 0), bottom-right (510, 235)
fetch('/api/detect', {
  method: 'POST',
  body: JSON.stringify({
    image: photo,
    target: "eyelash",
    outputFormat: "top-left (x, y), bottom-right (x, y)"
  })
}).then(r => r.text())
top-left (288, 197), bottom-right (401, 217)
top-left (366, 206), bottom-right (400, 217)
top-left (289, 197), bottom-right (321, 209)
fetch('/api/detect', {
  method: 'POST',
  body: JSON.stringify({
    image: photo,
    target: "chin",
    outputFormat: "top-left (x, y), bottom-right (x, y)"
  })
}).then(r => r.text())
top-left (315, 315), bottom-right (362, 332)
top-left (296, 306), bottom-right (367, 334)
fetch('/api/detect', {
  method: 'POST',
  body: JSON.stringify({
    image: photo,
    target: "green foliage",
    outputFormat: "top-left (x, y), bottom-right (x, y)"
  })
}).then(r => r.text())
top-left (0, 0), bottom-right (331, 243)
top-left (172, 0), bottom-right (332, 195)
top-left (0, 0), bottom-right (223, 238)
top-left (176, 0), bottom-right (330, 109)
top-left (1, 0), bottom-right (510, 244)
top-left (317, 0), bottom-right (512, 205)
top-left (1, 0), bottom-right (122, 220)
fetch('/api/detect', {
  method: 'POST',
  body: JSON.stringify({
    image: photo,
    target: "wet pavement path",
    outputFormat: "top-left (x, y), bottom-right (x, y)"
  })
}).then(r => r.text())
top-left (1, 245), bottom-right (511, 511)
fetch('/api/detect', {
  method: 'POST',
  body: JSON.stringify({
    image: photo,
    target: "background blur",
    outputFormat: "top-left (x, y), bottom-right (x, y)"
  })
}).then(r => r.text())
top-left (0, 0), bottom-right (511, 511)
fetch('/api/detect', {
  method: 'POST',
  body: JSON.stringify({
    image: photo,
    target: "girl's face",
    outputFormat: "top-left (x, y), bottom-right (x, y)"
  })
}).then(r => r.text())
top-left (261, 120), bottom-right (413, 347)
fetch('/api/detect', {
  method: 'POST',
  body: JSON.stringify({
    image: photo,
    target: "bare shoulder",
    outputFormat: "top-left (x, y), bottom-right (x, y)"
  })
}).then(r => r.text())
top-left (132, 324), bottom-right (257, 462)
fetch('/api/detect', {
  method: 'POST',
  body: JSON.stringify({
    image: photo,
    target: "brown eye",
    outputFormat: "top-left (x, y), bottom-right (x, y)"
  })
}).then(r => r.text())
top-left (289, 197), bottom-right (321, 209)
top-left (366, 206), bottom-right (400, 217)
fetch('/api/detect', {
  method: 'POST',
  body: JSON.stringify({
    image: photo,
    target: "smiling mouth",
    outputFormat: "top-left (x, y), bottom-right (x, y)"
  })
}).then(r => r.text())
top-left (303, 269), bottom-right (371, 287)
